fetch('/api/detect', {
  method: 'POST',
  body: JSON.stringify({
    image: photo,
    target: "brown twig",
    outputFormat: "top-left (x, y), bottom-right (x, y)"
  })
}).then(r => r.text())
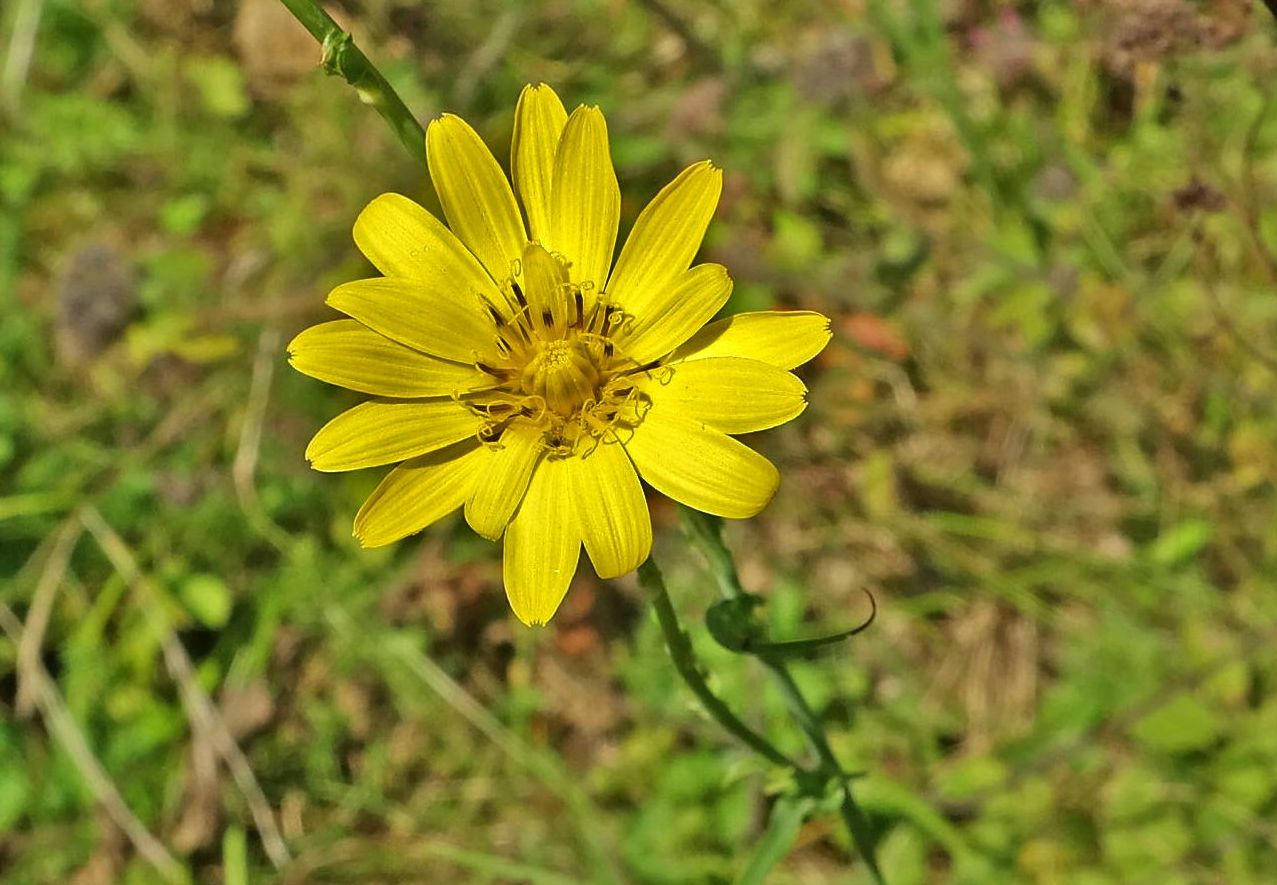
top-left (80, 505), bottom-right (293, 871)
top-left (233, 328), bottom-right (292, 552)
top-left (0, 0), bottom-right (45, 117)
top-left (0, 601), bottom-right (185, 883)
top-left (1233, 94), bottom-right (1277, 286)
top-left (15, 516), bottom-right (83, 716)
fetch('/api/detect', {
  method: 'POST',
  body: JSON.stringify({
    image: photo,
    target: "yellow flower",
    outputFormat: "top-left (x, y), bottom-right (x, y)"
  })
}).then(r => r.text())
top-left (289, 84), bottom-right (831, 625)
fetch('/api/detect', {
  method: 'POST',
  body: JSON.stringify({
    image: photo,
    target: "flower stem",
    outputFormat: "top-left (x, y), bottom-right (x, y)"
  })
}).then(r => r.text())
top-left (637, 560), bottom-right (798, 770)
top-left (761, 657), bottom-right (884, 884)
top-left (276, 0), bottom-right (427, 166)
top-left (679, 506), bottom-right (885, 883)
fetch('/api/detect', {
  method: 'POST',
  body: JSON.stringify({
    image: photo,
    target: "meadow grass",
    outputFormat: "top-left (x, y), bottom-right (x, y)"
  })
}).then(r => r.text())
top-left (2, 0), bottom-right (1276, 881)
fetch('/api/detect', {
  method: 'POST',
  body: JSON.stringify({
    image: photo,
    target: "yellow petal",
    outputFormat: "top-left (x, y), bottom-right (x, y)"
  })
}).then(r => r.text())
top-left (511, 84), bottom-right (567, 243)
top-left (625, 409), bottom-right (779, 519)
top-left (571, 441), bottom-right (651, 579)
top-left (465, 425), bottom-right (543, 540)
top-left (606, 161), bottom-right (722, 317)
top-left (352, 194), bottom-right (501, 306)
top-left (670, 310), bottom-right (832, 370)
top-left (354, 443), bottom-right (486, 547)
top-left (640, 357), bottom-right (807, 434)
top-left (288, 320), bottom-right (492, 398)
top-left (503, 458), bottom-right (581, 625)
top-left (306, 400), bottom-right (481, 472)
top-left (327, 277), bottom-right (496, 363)
top-left (620, 264), bottom-right (733, 365)
top-left (549, 105), bottom-right (619, 288)
top-left (520, 242), bottom-right (570, 322)
top-left (426, 114), bottom-right (527, 283)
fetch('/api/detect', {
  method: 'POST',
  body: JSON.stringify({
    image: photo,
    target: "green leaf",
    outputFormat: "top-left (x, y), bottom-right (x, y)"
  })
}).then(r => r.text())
top-left (161, 194), bottom-right (212, 236)
top-left (769, 210), bottom-right (823, 270)
top-left (935, 754), bottom-right (1007, 802)
top-left (223, 826), bottom-right (248, 885)
top-left (1103, 813), bottom-right (1194, 873)
top-left (0, 727), bottom-right (31, 832)
top-left (738, 795), bottom-right (813, 885)
top-left (705, 596), bottom-right (764, 653)
top-left (1213, 758), bottom-right (1275, 811)
top-left (179, 573), bottom-right (232, 628)
top-left (1131, 694), bottom-right (1221, 754)
top-left (860, 450), bottom-right (899, 520)
top-left (1147, 519), bottom-right (1213, 567)
top-left (877, 825), bottom-right (929, 885)
top-left (185, 56), bottom-right (250, 120)
top-left (1102, 763), bottom-right (1169, 822)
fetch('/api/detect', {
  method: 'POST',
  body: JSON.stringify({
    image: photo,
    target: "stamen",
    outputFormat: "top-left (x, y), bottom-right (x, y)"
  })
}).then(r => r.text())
top-left (611, 423), bottom-right (639, 445)
top-left (478, 416), bottom-right (515, 445)
top-left (519, 394), bottom-right (548, 424)
top-left (636, 396), bottom-right (653, 419)
top-left (460, 270), bottom-right (655, 457)
top-left (628, 358), bottom-right (663, 376)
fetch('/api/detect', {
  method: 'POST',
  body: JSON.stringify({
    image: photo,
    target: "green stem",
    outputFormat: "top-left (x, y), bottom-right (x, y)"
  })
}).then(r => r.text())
top-left (637, 560), bottom-right (798, 770)
top-left (761, 656), bottom-right (884, 884)
top-left (679, 507), bottom-right (745, 600)
top-left (679, 506), bottom-right (885, 883)
top-left (277, 0), bottom-right (427, 166)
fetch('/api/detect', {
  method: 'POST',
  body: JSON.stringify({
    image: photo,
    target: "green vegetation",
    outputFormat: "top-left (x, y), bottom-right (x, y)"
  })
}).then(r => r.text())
top-left (3, 0), bottom-right (1277, 881)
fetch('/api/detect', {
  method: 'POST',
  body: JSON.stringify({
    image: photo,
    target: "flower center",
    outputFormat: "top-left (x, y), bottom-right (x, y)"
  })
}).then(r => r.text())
top-left (521, 339), bottom-right (602, 416)
top-left (462, 256), bottom-right (654, 457)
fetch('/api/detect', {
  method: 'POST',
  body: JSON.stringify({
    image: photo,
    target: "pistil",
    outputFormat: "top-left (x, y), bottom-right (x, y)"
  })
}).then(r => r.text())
top-left (464, 253), bottom-right (653, 457)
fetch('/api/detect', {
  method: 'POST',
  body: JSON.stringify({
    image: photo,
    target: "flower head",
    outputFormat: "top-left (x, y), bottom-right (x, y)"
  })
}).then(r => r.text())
top-left (289, 84), bottom-right (831, 625)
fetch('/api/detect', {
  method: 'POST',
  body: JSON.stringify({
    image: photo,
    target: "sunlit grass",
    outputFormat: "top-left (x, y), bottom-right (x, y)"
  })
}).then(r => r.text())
top-left (3, 0), bottom-right (1277, 881)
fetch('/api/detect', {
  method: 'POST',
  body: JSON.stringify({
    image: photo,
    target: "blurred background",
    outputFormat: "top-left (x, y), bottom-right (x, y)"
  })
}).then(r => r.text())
top-left (3, 0), bottom-right (1277, 881)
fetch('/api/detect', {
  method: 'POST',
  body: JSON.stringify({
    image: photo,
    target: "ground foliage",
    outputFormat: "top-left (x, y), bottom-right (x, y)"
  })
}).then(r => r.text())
top-left (3, 0), bottom-right (1277, 881)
